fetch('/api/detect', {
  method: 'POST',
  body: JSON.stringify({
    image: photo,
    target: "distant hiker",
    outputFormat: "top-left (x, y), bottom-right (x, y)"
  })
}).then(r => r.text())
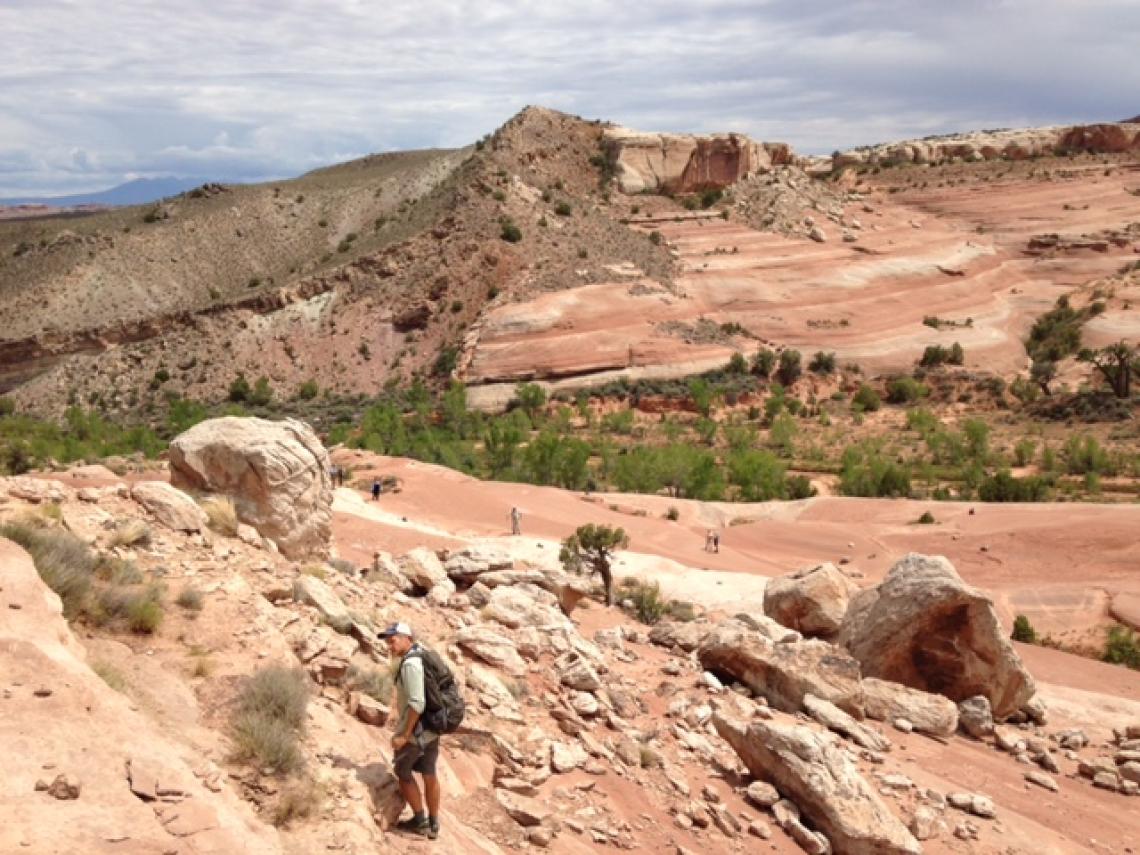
top-left (329, 464), bottom-right (338, 485)
top-left (704, 530), bottom-right (714, 552)
top-left (336, 467), bottom-right (345, 487)
top-left (510, 506), bottom-right (521, 536)
top-left (371, 479), bottom-right (381, 501)
top-left (381, 622), bottom-right (465, 840)
top-left (712, 531), bottom-right (720, 553)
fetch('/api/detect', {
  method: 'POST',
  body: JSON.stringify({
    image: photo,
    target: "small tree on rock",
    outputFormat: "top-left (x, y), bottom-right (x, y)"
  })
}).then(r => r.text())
top-left (559, 524), bottom-right (629, 607)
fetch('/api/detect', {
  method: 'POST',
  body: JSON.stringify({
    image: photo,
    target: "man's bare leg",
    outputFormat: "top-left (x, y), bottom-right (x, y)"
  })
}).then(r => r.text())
top-left (423, 774), bottom-right (441, 818)
top-left (398, 777), bottom-right (424, 815)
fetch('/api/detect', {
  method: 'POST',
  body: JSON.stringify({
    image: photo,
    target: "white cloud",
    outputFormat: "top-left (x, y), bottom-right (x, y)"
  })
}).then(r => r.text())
top-left (1, 0), bottom-right (1138, 195)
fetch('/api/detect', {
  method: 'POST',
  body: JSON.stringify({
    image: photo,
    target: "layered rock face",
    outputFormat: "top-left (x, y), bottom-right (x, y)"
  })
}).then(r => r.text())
top-left (834, 122), bottom-right (1140, 168)
top-left (602, 127), bottom-right (792, 194)
top-left (837, 553), bottom-right (1035, 718)
top-left (170, 417), bottom-right (332, 559)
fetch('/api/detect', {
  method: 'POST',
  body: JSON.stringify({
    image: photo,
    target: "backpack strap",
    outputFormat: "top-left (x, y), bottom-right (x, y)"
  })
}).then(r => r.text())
top-left (395, 644), bottom-right (423, 686)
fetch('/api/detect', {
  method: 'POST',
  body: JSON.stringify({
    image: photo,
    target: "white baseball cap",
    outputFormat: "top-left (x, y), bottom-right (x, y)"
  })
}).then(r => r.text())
top-left (379, 621), bottom-right (413, 639)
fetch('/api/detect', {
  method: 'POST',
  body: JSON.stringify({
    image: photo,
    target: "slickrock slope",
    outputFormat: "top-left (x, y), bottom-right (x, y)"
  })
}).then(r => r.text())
top-left (0, 539), bottom-right (282, 855)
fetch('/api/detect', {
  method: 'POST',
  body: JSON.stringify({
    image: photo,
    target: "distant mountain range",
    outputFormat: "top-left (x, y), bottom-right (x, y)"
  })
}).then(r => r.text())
top-left (0, 177), bottom-right (213, 208)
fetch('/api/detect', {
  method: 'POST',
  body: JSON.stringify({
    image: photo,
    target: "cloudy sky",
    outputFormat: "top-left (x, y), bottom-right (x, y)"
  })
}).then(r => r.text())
top-left (2, 0), bottom-right (1138, 196)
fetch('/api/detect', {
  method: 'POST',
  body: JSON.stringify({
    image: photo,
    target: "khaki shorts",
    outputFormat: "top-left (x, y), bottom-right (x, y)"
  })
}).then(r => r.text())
top-left (393, 736), bottom-right (439, 780)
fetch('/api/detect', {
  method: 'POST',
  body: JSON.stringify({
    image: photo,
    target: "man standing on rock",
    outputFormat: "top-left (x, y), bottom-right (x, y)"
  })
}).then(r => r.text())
top-left (509, 506), bottom-right (521, 536)
top-left (371, 478), bottom-right (381, 501)
top-left (381, 622), bottom-right (441, 840)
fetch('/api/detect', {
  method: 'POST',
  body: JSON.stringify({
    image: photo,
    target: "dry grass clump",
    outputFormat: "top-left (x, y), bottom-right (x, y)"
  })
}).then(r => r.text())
top-left (200, 496), bottom-right (238, 536)
top-left (176, 586), bottom-right (205, 612)
top-left (347, 665), bottom-right (393, 702)
top-left (1, 521), bottom-right (95, 618)
top-left (619, 577), bottom-right (668, 625)
top-left (110, 518), bottom-right (152, 547)
top-left (230, 666), bottom-right (310, 774)
top-left (270, 777), bottom-right (325, 827)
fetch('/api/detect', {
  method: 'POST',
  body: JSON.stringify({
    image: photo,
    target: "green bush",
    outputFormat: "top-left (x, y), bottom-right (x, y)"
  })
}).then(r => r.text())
top-left (916, 511), bottom-right (935, 524)
top-left (619, 577), bottom-right (668, 625)
top-left (977, 470), bottom-right (1048, 502)
top-left (751, 348), bottom-right (776, 378)
top-left (228, 373), bottom-right (252, 402)
top-left (665, 506), bottom-right (679, 521)
top-left (649, 230), bottom-right (663, 245)
top-left (776, 350), bottom-right (802, 386)
top-left (851, 384), bottom-right (881, 412)
top-left (0, 396), bottom-right (14, 416)
top-left (1011, 614), bottom-right (1038, 644)
top-left (808, 351), bottom-right (836, 374)
top-left (919, 342), bottom-right (964, 367)
top-left (725, 352), bottom-right (748, 374)
top-left (839, 445), bottom-right (911, 497)
top-left (1, 522), bottom-right (94, 619)
top-left (886, 376), bottom-right (929, 404)
top-left (1063, 434), bottom-right (1113, 475)
top-left (500, 219), bottom-right (522, 243)
top-left (554, 201), bottom-right (572, 217)
top-left (1103, 626), bottom-right (1140, 669)
top-left (1013, 438), bottom-right (1037, 467)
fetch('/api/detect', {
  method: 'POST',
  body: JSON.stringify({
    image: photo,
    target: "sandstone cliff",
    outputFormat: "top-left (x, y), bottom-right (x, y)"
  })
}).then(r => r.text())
top-left (833, 122), bottom-right (1140, 168)
top-left (602, 127), bottom-right (792, 194)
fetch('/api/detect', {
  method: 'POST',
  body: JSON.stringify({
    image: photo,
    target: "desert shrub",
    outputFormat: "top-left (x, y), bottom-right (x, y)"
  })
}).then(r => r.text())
top-left (1063, 434), bottom-right (1113, 475)
top-left (1013, 438), bottom-right (1037, 467)
top-left (776, 349), bottom-right (802, 386)
top-left (851, 384), bottom-right (881, 412)
top-left (500, 219), bottom-right (522, 242)
top-left (839, 445), bottom-right (911, 498)
top-left (1025, 295), bottom-right (1087, 363)
top-left (752, 347), bottom-right (776, 378)
top-left (200, 496), bottom-right (239, 536)
top-left (0, 522), bottom-right (94, 618)
top-left (228, 373), bottom-right (252, 402)
top-left (296, 379), bottom-right (319, 400)
top-left (919, 342), bottom-right (965, 367)
top-left (886, 376), bottom-right (929, 404)
top-left (554, 201), bottom-right (572, 217)
top-left (768, 412), bottom-right (798, 457)
top-left (124, 585), bottom-right (164, 634)
top-left (271, 777), bottom-right (324, 827)
top-left (230, 666), bottom-right (310, 774)
top-left (1011, 614), bottom-right (1038, 644)
top-left (648, 230), bottom-right (663, 245)
top-left (347, 665), bottom-right (393, 702)
top-left (620, 577), bottom-right (668, 625)
top-left (176, 587), bottom-right (204, 611)
top-left (977, 470), bottom-right (1048, 502)
top-left (665, 506), bottom-right (679, 521)
top-left (808, 351), bottom-right (836, 374)
top-left (110, 519), bottom-right (151, 548)
top-left (1104, 626), bottom-right (1140, 669)
top-left (916, 511), bottom-right (935, 524)
top-left (0, 396), bottom-right (14, 416)
top-left (785, 474), bottom-right (816, 500)
top-left (725, 352), bottom-right (748, 374)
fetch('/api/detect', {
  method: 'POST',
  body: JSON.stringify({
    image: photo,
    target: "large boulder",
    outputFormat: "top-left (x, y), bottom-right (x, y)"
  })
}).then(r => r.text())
top-left (837, 553), bottom-right (1034, 718)
top-left (839, 551), bottom-right (1035, 720)
top-left (763, 563), bottom-right (855, 638)
top-left (130, 481), bottom-right (207, 532)
top-left (649, 620), bottom-right (710, 652)
top-left (697, 621), bottom-right (864, 717)
top-left (713, 713), bottom-right (921, 855)
top-left (169, 417), bottom-right (331, 558)
top-left (398, 547), bottom-right (449, 591)
top-left (862, 678), bottom-right (958, 736)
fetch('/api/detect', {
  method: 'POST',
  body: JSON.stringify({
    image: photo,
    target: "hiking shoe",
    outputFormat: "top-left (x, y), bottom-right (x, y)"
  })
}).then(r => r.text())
top-left (396, 815), bottom-right (430, 835)
top-left (427, 818), bottom-right (440, 840)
